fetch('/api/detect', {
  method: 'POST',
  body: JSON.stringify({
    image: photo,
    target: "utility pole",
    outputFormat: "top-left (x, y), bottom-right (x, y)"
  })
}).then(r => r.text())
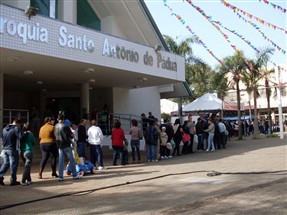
top-left (277, 66), bottom-right (284, 139)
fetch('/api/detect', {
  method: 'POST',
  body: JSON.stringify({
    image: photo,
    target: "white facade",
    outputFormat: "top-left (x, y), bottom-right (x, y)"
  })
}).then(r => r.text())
top-left (0, 1), bottom-right (187, 133)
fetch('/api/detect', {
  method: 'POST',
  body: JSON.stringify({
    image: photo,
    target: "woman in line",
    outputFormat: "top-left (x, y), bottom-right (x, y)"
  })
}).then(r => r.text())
top-left (130, 119), bottom-right (141, 163)
top-left (38, 117), bottom-right (58, 178)
top-left (172, 118), bottom-right (183, 157)
top-left (111, 120), bottom-right (126, 166)
top-left (20, 122), bottom-right (36, 185)
top-left (204, 118), bottom-right (215, 152)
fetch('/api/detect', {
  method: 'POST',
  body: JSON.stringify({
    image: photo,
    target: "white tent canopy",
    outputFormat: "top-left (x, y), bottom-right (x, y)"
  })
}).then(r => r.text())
top-left (182, 93), bottom-right (223, 112)
top-left (182, 93), bottom-right (242, 112)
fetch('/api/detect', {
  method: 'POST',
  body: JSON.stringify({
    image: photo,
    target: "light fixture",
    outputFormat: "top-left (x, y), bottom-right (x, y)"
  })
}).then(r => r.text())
top-left (85, 68), bottom-right (95, 73)
top-left (23, 70), bottom-right (34, 75)
top-left (24, 6), bottom-right (39, 20)
top-left (89, 79), bottom-right (96, 83)
top-left (154, 44), bottom-right (162, 53)
top-left (37, 81), bottom-right (43, 85)
top-left (139, 77), bottom-right (148, 82)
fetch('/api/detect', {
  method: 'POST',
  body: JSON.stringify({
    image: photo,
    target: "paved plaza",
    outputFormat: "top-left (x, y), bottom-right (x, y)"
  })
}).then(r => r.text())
top-left (0, 135), bottom-right (286, 214)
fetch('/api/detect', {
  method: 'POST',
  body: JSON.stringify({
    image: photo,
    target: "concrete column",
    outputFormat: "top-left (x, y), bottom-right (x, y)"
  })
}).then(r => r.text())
top-left (58, 0), bottom-right (77, 24)
top-left (0, 71), bottom-right (3, 138)
top-left (81, 83), bottom-right (90, 115)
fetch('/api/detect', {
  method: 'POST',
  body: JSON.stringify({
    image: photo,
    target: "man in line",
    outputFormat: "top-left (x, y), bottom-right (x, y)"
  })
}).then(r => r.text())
top-left (0, 118), bottom-right (23, 186)
top-left (88, 119), bottom-right (106, 170)
top-left (55, 114), bottom-right (82, 181)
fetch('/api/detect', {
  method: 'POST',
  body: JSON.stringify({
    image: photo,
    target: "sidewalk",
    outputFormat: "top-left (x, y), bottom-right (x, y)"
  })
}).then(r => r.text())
top-left (0, 134), bottom-right (286, 214)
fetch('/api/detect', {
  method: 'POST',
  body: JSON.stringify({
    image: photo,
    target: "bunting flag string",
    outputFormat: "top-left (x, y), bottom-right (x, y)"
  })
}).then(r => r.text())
top-left (163, 2), bottom-right (224, 66)
top-left (259, 0), bottom-right (286, 13)
top-left (184, 0), bottom-right (252, 77)
top-left (234, 12), bottom-right (286, 55)
top-left (221, 0), bottom-right (287, 34)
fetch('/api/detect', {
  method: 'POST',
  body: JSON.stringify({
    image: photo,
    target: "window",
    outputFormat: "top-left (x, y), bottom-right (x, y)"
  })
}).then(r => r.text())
top-left (30, 0), bottom-right (57, 18)
top-left (77, 0), bottom-right (101, 31)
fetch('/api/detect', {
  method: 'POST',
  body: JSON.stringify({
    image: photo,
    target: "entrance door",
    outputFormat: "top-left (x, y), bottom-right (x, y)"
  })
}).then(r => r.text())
top-left (46, 97), bottom-right (80, 123)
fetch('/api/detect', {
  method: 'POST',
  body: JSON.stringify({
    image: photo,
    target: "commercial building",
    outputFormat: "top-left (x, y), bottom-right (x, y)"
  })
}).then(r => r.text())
top-left (0, 0), bottom-right (190, 135)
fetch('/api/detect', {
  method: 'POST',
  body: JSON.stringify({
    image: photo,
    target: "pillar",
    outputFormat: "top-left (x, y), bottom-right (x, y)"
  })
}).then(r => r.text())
top-left (0, 71), bottom-right (3, 138)
top-left (81, 83), bottom-right (90, 115)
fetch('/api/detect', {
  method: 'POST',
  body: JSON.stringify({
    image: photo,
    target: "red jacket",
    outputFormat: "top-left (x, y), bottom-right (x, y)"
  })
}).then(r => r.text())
top-left (111, 128), bottom-right (125, 147)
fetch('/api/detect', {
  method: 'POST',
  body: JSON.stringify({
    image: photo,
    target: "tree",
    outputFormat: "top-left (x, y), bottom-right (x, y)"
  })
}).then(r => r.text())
top-left (242, 48), bottom-right (274, 138)
top-left (257, 47), bottom-right (275, 134)
top-left (220, 52), bottom-right (246, 140)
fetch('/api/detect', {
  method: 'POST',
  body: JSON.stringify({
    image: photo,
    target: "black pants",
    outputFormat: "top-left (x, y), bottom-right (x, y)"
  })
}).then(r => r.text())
top-left (40, 142), bottom-right (58, 173)
top-left (172, 139), bottom-right (181, 156)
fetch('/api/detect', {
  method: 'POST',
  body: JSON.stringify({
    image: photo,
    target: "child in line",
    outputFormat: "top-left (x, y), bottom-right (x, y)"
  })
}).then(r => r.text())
top-left (160, 127), bottom-right (168, 159)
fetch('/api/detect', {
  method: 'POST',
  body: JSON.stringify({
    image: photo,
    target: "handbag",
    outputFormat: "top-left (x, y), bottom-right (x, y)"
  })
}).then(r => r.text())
top-left (182, 132), bottom-right (191, 143)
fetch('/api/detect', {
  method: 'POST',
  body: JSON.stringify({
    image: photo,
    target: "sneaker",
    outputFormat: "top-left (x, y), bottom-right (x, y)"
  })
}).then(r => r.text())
top-left (152, 159), bottom-right (158, 162)
top-left (164, 156), bottom-right (168, 159)
top-left (0, 181), bottom-right (5, 186)
top-left (58, 178), bottom-right (64, 182)
top-left (168, 156), bottom-right (173, 159)
top-left (206, 149), bottom-right (209, 152)
top-left (9, 181), bottom-right (20, 186)
top-left (27, 181), bottom-right (32, 185)
top-left (98, 166), bottom-right (106, 170)
top-left (161, 156), bottom-right (165, 160)
top-left (21, 182), bottom-right (29, 186)
top-left (147, 160), bottom-right (151, 162)
top-left (73, 174), bottom-right (83, 180)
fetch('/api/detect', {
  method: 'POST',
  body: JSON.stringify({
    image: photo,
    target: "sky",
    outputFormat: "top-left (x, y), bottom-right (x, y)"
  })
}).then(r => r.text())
top-left (144, 0), bottom-right (286, 69)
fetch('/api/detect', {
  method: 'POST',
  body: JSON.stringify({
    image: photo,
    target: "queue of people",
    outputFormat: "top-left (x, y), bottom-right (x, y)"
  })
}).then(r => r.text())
top-left (0, 111), bottom-right (231, 187)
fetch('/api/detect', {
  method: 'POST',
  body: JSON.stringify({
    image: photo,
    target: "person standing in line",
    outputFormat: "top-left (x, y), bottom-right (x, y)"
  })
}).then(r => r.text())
top-left (88, 119), bottom-right (106, 170)
top-left (187, 116), bottom-right (195, 154)
top-left (0, 118), bottom-right (23, 186)
top-left (160, 126), bottom-right (168, 159)
top-left (154, 118), bottom-right (162, 160)
top-left (77, 118), bottom-right (88, 159)
top-left (20, 122), bottom-right (36, 185)
top-left (55, 114), bottom-right (82, 181)
top-left (38, 117), bottom-right (58, 179)
top-left (181, 120), bottom-right (190, 155)
top-left (130, 119), bottom-right (141, 163)
top-left (160, 119), bottom-right (174, 158)
top-left (144, 119), bottom-right (159, 162)
top-left (172, 118), bottom-right (183, 157)
top-left (204, 118), bottom-right (215, 152)
top-left (218, 119), bottom-right (227, 149)
top-left (111, 120), bottom-right (126, 166)
top-left (195, 118), bottom-right (204, 152)
top-left (141, 113), bottom-right (149, 133)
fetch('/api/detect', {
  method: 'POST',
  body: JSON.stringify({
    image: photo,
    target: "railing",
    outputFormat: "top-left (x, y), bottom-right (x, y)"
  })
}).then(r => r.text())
top-left (97, 113), bottom-right (143, 135)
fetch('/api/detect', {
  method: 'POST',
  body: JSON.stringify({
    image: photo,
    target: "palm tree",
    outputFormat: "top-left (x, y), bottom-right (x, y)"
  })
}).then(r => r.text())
top-left (242, 48), bottom-right (274, 138)
top-left (257, 47), bottom-right (275, 134)
top-left (220, 52), bottom-right (246, 140)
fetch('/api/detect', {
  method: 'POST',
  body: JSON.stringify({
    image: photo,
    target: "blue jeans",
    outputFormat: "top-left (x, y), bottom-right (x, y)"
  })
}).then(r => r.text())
top-left (0, 149), bottom-right (19, 183)
top-left (90, 145), bottom-right (103, 167)
top-left (58, 147), bottom-right (77, 179)
top-left (146, 144), bottom-right (157, 161)
top-left (112, 146), bottom-right (124, 165)
top-left (77, 142), bottom-right (86, 158)
top-left (207, 133), bottom-right (215, 151)
top-left (131, 139), bottom-right (141, 162)
top-left (21, 152), bottom-right (33, 183)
